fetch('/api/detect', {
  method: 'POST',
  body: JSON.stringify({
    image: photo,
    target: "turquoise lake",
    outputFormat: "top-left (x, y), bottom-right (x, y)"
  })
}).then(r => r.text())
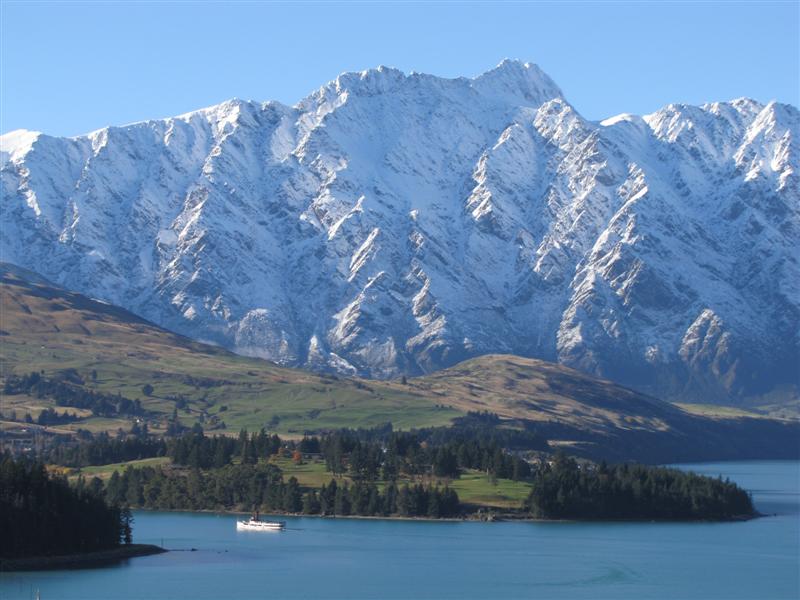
top-left (1, 460), bottom-right (798, 599)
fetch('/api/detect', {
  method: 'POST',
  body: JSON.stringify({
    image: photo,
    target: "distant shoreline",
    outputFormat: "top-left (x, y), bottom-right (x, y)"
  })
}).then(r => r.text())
top-left (0, 544), bottom-right (167, 572)
top-left (131, 506), bottom-right (760, 524)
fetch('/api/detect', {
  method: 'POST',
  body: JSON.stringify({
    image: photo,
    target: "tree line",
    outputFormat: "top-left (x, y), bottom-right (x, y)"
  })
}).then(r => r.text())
top-left (27, 399), bottom-right (547, 489)
top-left (163, 427), bottom-right (283, 468)
top-left (101, 463), bottom-right (461, 518)
top-left (106, 462), bottom-right (285, 511)
top-left (41, 427), bottom-right (283, 470)
top-left (4, 371), bottom-right (146, 418)
top-left (317, 427), bottom-right (534, 483)
top-left (35, 407), bottom-right (81, 426)
top-left (306, 479), bottom-right (460, 518)
top-left (44, 432), bottom-right (168, 467)
top-left (525, 454), bottom-right (755, 520)
top-left (84, 422), bottom-right (538, 485)
top-left (0, 454), bottom-right (131, 559)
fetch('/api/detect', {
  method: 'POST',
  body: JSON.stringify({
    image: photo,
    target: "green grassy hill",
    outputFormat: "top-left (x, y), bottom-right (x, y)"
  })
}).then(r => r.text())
top-left (1, 263), bottom-right (797, 463)
top-left (0, 263), bottom-right (457, 435)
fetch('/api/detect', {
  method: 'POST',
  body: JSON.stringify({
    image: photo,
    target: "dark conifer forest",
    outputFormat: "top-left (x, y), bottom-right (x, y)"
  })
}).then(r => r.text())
top-left (103, 463), bottom-right (461, 518)
top-left (0, 455), bottom-right (129, 559)
top-left (526, 454), bottom-right (755, 520)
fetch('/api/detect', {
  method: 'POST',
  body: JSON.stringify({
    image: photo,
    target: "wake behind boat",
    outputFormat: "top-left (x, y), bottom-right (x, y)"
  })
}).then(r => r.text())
top-left (237, 510), bottom-right (285, 531)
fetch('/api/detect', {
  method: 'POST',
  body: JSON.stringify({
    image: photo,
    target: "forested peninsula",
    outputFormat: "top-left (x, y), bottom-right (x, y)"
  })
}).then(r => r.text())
top-left (0, 455), bottom-right (164, 571)
top-left (40, 421), bottom-right (755, 523)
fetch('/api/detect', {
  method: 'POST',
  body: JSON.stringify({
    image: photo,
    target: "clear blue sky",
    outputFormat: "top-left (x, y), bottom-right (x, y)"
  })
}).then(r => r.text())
top-left (1, 1), bottom-right (797, 137)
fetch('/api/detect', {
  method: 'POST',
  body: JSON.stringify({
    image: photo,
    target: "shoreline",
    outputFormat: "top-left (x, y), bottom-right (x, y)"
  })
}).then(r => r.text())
top-left (0, 544), bottom-right (167, 572)
top-left (131, 506), bottom-right (761, 524)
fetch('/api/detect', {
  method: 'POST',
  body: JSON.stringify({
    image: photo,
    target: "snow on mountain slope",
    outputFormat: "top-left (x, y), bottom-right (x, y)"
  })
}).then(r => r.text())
top-left (2, 60), bottom-right (797, 405)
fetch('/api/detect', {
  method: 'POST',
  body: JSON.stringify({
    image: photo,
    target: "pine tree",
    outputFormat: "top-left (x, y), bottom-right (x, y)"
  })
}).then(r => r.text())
top-left (367, 485), bottom-right (381, 516)
top-left (397, 485), bottom-right (411, 517)
top-left (302, 490), bottom-right (321, 514)
top-left (334, 482), bottom-right (351, 516)
top-left (283, 477), bottom-right (302, 513)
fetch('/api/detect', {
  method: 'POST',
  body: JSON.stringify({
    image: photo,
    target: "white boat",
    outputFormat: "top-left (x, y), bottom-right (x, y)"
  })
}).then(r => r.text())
top-left (236, 511), bottom-right (285, 531)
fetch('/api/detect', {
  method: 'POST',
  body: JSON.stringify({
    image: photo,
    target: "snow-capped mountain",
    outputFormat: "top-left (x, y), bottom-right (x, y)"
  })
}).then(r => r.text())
top-left (2, 60), bottom-right (797, 405)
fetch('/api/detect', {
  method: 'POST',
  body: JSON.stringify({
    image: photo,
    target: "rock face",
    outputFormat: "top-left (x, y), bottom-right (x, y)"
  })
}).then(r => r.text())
top-left (1, 60), bottom-right (797, 405)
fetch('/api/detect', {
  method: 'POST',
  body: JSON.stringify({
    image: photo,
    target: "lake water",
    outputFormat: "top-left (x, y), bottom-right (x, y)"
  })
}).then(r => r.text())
top-left (1, 461), bottom-right (798, 600)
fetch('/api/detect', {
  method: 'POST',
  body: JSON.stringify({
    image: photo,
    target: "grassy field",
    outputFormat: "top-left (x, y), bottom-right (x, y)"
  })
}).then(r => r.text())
top-left (448, 471), bottom-right (531, 509)
top-left (71, 457), bottom-right (171, 480)
top-left (270, 456), bottom-right (343, 488)
top-left (271, 456), bottom-right (531, 509)
top-left (0, 264), bottom-right (462, 436)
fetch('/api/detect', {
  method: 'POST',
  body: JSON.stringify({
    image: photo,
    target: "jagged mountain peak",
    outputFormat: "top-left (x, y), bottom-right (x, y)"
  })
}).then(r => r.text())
top-left (1, 63), bottom-right (797, 407)
top-left (298, 59), bottom-right (564, 114)
top-left (0, 129), bottom-right (43, 165)
top-left (472, 58), bottom-right (563, 102)
top-left (330, 65), bottom-right (407, 94)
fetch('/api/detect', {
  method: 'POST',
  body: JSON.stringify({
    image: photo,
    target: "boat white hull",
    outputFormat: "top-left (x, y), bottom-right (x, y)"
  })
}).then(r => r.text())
top-left (237, 519), bottom-right (285, 531)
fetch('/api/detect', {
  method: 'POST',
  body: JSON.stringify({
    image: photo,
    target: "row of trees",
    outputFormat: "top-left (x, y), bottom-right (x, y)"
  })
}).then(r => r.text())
top-left (38, 406), bottom-right (545, 489)
top-left (0, 455), bottom-right (130, 559)
top-left (41, 417), bottom-right (539, 497)
top-left (106, 463), bottom-right (287, 511)
top-left (42, 427), bottom-right (302, 471)
top-left (306, 480), bottom-right (460, 518)
top-left (101, 463), bottom-right (461, 518)
top-left (4, 371), bottom-right (145, 418)
top-left (46, 426), bottom-right (279, 471)
top-left (36, 407), bottom-right (81, 426)
top-left (45, 432), bottom-right (168, 467)
top-left (525, 455), bottom-right (755, 520)
top-left (318, 429), bottom-right (534, 482)
top-left (157, 424), bottom-right (535, 484)
top-left (167, 428), bottom-right (283, 468)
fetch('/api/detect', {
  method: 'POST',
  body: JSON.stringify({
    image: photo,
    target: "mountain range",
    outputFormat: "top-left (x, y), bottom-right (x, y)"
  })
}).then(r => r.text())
top-left (1, 59), bottom-right (797, 407)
